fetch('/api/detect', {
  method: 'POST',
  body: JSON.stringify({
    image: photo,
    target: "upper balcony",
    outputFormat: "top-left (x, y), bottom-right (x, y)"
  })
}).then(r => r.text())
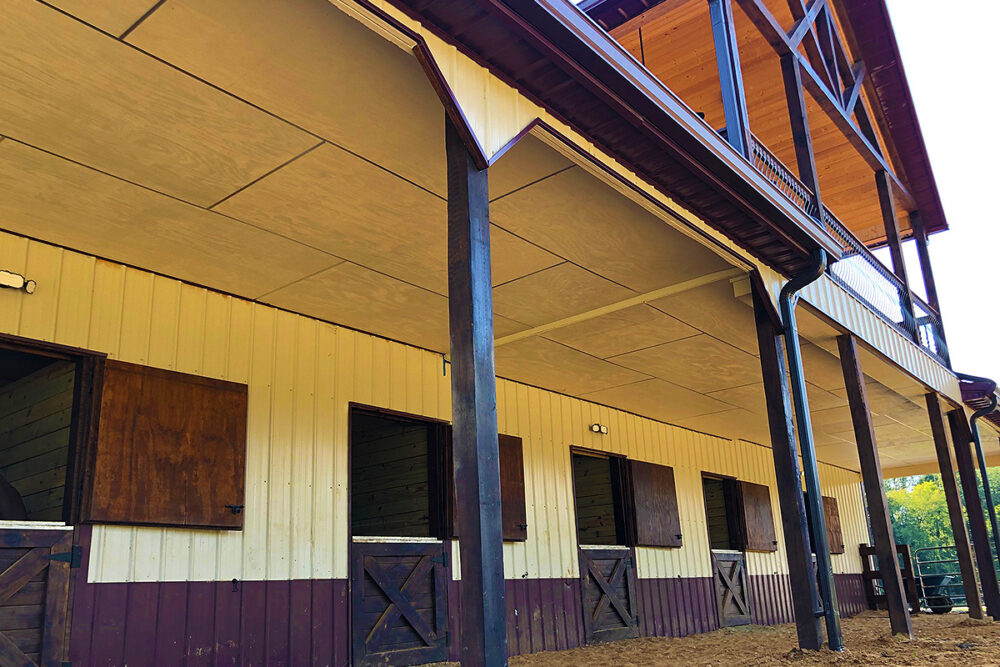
top-left (397, 0), bottom-right (951, 365)
top-left (581, 0), bottom-right (948, 361)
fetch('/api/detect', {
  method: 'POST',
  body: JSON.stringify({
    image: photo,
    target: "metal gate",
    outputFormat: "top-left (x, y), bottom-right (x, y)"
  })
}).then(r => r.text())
top-left (711, 550), bottom-right (751, 627)
top-left (351, 540), bottom-right (450, 667)
top-left (0, 528), bottom-right (74, 666)
top-left (579, 547), bottom-right (639, 643)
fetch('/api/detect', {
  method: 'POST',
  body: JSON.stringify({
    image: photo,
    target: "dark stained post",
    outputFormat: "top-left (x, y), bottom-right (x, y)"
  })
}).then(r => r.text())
top-left (446, 116), bottom-right (507, 666)
top-left (925, 393), bottom-right (983, 619)
top-left (910, 212), bottom-right (940, 314)
top-left (948, 408), bottom-right (1000, 620)
top-left (837, 334), bottom-right (913, 637)
top-left (753, 286), bottom-right (824, 650)
top-left (874, 170), bottom-right (917, 336)
top-left (780, 53), bottom-right (824, 216)
top-left (708, 0), bottom-right (751, 157)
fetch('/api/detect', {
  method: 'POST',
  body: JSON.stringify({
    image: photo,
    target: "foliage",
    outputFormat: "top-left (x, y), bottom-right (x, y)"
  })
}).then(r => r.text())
top-left (885, 467), bottom-right (1000, 574)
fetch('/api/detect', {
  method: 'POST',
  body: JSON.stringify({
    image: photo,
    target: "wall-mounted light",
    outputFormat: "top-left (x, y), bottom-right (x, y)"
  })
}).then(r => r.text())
top-left (0, 270), bottom-right (35, 294)
top-left (590, 423), bottom-right (608, 435)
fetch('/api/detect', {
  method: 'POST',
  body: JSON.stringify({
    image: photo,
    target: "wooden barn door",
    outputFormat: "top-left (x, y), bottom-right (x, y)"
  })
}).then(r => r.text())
top-left (711, 550), bottom-right (751, 627)
top-left (0, 528), bottom-right (73, 666)
top-left (703, 475), bottom-right (753, 627)
top-left (579, 547), bottom-right (639, 642)
top-left (351, 541), bottom-right (450, 667)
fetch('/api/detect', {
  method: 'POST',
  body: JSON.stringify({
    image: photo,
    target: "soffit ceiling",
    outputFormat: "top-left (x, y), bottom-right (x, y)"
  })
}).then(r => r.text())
top-left (0, 0), bottom-right (957, 475)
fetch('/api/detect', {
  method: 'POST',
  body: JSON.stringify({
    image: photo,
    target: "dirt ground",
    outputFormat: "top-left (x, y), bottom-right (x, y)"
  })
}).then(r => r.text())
top-left (508, 611), bottom-right (1000, 666)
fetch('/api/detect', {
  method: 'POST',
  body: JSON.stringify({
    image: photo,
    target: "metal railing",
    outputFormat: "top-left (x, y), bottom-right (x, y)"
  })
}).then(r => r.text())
top-left (744, 133), bottom-right (949, 363)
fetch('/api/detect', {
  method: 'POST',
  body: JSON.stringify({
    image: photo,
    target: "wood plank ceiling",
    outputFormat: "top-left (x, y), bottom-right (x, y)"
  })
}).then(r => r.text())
top-left (0, 0), bottom-right (954, 473)
top-left (609, 0), bottom-right (911, 244)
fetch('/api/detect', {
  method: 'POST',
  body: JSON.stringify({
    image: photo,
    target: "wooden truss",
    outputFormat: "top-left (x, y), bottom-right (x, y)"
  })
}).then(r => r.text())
top-left (735, 0), bottom-right (914, 208)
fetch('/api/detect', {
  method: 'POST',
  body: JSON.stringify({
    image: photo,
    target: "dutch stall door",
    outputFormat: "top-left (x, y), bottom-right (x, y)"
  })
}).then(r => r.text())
top-left (349, 408), bottom-right (452, 666)
top-left (579, 547), bottom-right (639, 643)
top-left (351, 541), bottom-right (450, 666)
top-left (0, 529), bottom-right (74, 666)
top-left (711, 550), bottom-right (751, 627)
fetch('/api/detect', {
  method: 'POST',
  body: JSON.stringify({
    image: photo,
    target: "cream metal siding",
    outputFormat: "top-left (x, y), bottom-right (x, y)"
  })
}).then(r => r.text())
top-left (0, 231), bottom-right (866, 583)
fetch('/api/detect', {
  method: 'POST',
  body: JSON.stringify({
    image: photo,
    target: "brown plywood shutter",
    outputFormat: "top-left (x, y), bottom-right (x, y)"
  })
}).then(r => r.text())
top-left (85, 360), bottom-right (247, 529)
top-left (823, 495), bottom-right (844, 554)
top-left (741, 482), bottom-right (777, 552)
top-left (629, 461), bottom-right (682, 548)
top-left (499, 434), bottom-right (527, 542)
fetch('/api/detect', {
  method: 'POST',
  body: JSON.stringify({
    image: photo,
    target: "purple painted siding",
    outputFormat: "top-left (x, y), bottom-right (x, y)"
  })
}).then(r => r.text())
top-left (68, 528), bottom-right (869, 663)
top-left (637, 577), bottom-right (718, 638)
top-left (749, 573), bottom-right (869, 626)
top-left (69, 528), bottom-right (350, 667)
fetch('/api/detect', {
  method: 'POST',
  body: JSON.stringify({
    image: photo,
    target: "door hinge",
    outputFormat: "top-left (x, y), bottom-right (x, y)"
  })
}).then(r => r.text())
top-left (49, 546), bottom-right (83, 569)
top-left (432, 552), bottom-right (449, 567)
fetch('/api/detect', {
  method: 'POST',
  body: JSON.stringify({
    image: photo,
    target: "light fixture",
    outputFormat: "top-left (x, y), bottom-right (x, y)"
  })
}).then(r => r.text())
top-left (590, 423), bottom-right (608, 435)
top-left (0, 270), bottom-right (35, 294)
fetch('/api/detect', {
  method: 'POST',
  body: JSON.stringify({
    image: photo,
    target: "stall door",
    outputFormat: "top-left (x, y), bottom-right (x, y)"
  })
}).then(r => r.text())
top-left (352, 541), bottom-right (449, 667)
top-left (579, 547), bottom-right (639, 642)
top-left (703, 476), bottom-right (751, 627)
top-left (571, 453), bottom-right (639, 643)
top-left (350, 408), bottom-right (451, 666)
top-left (0, 529), bottom-right (73, 666)
top-left (711, 550), bottom-right (751, 627)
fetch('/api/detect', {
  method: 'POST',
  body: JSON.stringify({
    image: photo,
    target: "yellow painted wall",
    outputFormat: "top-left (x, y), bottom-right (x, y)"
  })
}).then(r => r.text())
top-left (0, 230), bottom-right (865, 583)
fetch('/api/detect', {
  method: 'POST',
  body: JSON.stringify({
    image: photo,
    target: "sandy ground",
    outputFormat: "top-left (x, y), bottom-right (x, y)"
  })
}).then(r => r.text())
top-left (508, 611), bottom-right (1000, 666)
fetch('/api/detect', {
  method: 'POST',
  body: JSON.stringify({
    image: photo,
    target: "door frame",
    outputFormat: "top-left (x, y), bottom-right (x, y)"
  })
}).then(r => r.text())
top-left (0, 333), bottom-right (106, 526)
top-left (346, 403), bottom-right (455, 666)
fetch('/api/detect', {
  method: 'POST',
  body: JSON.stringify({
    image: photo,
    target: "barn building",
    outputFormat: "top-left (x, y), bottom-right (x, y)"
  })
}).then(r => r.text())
top-left (0, 0), bottom-right (996, 665)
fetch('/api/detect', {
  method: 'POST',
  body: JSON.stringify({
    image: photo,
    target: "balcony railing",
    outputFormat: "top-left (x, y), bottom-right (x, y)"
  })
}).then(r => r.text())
top-left (746, 134), bottom-right (949, 363)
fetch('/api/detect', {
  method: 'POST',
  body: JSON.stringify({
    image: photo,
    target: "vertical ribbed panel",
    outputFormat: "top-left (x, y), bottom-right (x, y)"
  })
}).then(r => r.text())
top-left (0, 230), bottom-right (868, 585)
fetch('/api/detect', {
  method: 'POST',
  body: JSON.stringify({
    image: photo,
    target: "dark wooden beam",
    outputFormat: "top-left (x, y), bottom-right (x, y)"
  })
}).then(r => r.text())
top-left (910, 212), bottom-right (940, 314)
top-left (874, 169), bottom-right (917, 335)
top-left (446, 115), bottom-right (507, 666)
top-left (948, 408), bottom-right (1000, 620)
top-left (708, 0), bottom-right (751, 158)
top-left (753, 287), bottom-right (824, 650)
top-left (734, 0), bottom-right (913, 208)
top-left (926, 394), bottom-right (983, 620)
top-left (780, 54), bottom-right (823, 215)
top-left (837, 334), bottom-right (913, 637)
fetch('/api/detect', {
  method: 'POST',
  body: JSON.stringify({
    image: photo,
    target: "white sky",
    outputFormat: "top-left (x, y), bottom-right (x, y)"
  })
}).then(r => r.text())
top-left (883, 1), bottom-right (1000, 380)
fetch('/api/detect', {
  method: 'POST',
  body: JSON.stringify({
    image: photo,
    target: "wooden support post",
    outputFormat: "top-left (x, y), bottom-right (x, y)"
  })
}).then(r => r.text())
top-left (910, 212), bottom-right (940, 314)
top-left (446, 116), bottom-right (507, 666)
top-left (948, 408), bottom-right (1000, 620)
top-left (753, 286), bottom-right (824, 650)
top-left (925, 394), bottom-right (983, 619)
top-left (874, 170), bottom-right (917, 335)
top-left (837, 334), bottom-right (913, 637)
top-left (708, 0), bottom-right (751, 157)
top-left (780, 52), bottom-right (823, 217)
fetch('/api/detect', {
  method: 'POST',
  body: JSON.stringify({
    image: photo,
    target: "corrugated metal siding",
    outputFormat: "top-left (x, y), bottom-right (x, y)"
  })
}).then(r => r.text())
top-left (0, 230), bottom-right (866, 584)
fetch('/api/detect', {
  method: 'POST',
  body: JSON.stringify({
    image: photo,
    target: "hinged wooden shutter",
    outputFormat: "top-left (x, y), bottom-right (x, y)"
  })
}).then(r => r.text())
top-left (84, 360), bottom-right (247, 529)
top-left (498, 434), bottom-right (527, 542)
top-left (822, 495), bottom-right (844, 554)
top-left (740, 481), bottom-right (777, 552)
top-left (629, 461), bottom-right (682, 548)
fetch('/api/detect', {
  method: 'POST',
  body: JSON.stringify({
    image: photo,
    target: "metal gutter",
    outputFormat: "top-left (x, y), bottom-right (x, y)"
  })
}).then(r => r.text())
top-left (779, 248), bottom-right (843, 651)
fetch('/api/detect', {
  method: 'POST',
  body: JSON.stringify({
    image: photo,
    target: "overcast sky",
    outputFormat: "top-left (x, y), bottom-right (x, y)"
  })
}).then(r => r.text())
top-left (885, 0), bottom-right (1000, 381)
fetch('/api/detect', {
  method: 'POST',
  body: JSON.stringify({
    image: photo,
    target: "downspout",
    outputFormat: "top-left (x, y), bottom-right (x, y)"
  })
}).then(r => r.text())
top-left (779, 248), bottom-right (844, 651)
top-left (956, 372), bottom-right (1000, 564)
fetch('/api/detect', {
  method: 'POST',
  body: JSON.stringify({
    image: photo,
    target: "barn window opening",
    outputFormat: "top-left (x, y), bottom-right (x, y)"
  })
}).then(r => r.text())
top-left (572, 452), bottom-right (628, 546)
top-left (350, 408), bottom-right (449, 539)
top-left (0, 347), bottom-right (76, 522)
top-left (702, 475), bottom-right (744, 551)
